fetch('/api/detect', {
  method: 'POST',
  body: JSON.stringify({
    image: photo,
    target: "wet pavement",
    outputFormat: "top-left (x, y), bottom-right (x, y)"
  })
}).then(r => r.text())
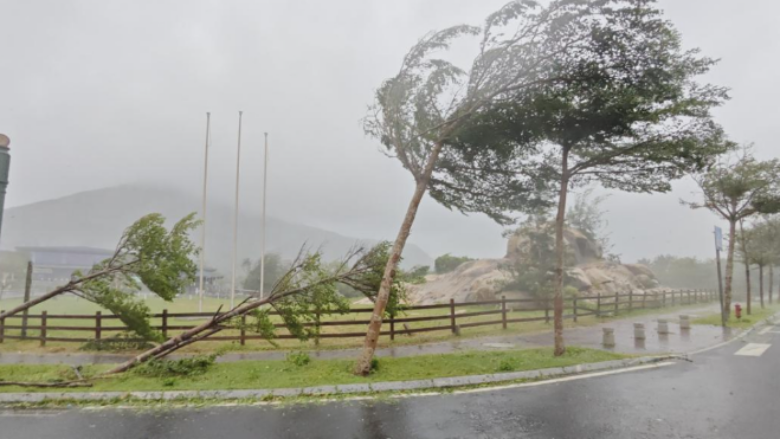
top-left (0, 304), bottom-right (728, 365)
top-left (2, 317), bottom-right (777, 438)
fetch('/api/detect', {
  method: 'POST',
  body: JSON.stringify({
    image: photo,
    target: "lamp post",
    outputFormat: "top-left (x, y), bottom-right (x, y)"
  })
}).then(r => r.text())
top-left (0, 134), bottom-right (11, 244)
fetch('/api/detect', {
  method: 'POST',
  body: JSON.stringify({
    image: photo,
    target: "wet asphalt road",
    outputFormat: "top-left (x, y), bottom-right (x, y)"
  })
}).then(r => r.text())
top-left (2, 325), bottom-right (778, 439)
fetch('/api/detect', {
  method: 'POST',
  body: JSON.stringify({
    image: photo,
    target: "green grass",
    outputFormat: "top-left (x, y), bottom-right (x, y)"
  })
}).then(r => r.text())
top-left (692, 303), bottom-right (780, 330)
top-left (0, 294), bottom-right (721, 355)
top-left (0, 347), bottom-right (626, 394)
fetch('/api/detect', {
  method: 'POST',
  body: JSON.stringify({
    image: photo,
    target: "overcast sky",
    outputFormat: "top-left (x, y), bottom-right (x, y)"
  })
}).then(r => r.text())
top-left (1, 0), bottom-right (778, 263)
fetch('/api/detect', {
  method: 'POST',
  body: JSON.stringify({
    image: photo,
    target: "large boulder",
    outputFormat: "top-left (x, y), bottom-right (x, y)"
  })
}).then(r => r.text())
top-left (506, 227), bottom-right (602, 265)
top-left (406, 259), bottom-right (511, 305)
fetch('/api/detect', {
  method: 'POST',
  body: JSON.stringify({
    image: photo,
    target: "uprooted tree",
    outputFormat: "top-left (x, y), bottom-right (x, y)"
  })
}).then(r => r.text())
top-left (103, 242), bottom-right (404, 375)
top-left (0, 213), bottom-right (200, 341)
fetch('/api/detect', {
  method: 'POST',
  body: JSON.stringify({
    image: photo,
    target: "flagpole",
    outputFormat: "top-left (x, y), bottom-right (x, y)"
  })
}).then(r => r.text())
top-left (198, 112), bottom-right (211, 313)
top-left (231, 111), bottom-right (244, 309)
top-left (260, 132), bottom-right (269, 300)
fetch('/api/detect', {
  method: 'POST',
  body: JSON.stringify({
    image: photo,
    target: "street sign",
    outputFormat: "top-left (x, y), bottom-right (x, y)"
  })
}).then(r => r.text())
top-left (714, 226), bottom-right (723, 251)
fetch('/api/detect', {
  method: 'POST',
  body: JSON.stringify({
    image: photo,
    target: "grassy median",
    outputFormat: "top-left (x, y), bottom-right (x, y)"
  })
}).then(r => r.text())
top-left (692, 303), bottom-right (780, 330)
top-left (0, 347), bottom-right (626, 394)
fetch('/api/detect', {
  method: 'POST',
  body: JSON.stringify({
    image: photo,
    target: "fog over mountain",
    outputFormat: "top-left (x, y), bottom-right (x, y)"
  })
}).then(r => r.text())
top-left (1, 0), bottom-right (778, 263)
top-left (1, 186), bottom-right (433, 273)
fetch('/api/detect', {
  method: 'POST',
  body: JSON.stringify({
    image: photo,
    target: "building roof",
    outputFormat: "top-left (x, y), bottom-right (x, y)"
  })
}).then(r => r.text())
top-left (16, 246), bottom-right (115, 255)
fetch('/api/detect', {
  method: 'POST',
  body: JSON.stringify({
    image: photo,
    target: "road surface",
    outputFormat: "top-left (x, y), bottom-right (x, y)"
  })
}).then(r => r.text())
top-left (2, 323), bottom-right (778, 438)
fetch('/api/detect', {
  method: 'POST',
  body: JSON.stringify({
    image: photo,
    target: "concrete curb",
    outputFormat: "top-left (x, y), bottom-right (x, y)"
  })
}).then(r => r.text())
top-left (0, 355), bottom-right (676, 404)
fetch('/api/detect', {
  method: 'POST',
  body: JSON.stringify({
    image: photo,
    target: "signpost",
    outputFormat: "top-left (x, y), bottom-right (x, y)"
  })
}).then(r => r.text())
top-left (714, 226), bottom-right (726, 327)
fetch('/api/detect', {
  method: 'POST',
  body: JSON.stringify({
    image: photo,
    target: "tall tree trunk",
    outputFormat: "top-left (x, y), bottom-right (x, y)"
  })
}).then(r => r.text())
top-left (553, 148), bottom-right (570, 357)
top-left (723, 219), bottom-right (736, 320)
top-left (759, 264), bottom-right (765, 309)
top-left (739, 220), bottom-right (751, 315)
top-left (770, 265), bottom-right (774, 304)
top-left (353, 141), bottom-right (445, 376)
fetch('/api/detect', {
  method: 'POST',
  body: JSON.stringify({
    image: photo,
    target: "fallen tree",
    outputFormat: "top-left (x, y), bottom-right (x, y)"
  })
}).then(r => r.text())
top-left (0, 213), bottom-right (200, 341)
top-left (103, 243), bottom-right (402, 375)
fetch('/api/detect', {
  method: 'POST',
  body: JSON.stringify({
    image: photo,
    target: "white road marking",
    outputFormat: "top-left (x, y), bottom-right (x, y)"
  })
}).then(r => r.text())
top-left (759, 326), bottom-right (774, 335)
top-left (450, 362), bottom-right (676, 395)
top-left (734, 343), bottom-right (771, 357)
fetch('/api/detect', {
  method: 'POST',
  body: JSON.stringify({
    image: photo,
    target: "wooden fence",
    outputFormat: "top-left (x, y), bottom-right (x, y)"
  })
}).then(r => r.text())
top-left (0, 289), bottom-right (718, 347)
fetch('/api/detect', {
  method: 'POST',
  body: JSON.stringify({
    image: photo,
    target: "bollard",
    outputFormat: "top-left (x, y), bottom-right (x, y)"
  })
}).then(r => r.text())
top-left (602, 327), bottom-right (615, 347)
top-left (634, 323), bottom-right (646, 340)
top-left (657, 319), bottom-right (669, 334)
top-left (679, 315), bottom-right (690, 330)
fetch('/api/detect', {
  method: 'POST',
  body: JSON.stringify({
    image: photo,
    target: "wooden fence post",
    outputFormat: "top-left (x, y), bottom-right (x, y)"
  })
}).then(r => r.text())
top-left (545, 300), bottom-right (551, 324)
top-left (501, 296), bottom-right (507, 329)
top-left (614, 291), bottom-right (619, 315)
top-left (688, 289), bottom-right (692, 305)
top-left (450, 299), bottom-right (457, 335)
top-left (573, 297), bottom-right (578, 323)
top-left (40, 311), bottom-right (47, 347)
top-left (390, 314), bottom-right (395, 341)
top-left (596, 293), bottom-right (601, 317)
top-left (642, 292), bottom-right (647, 309)
top-left (162, 309), bottom-right (169, 339)
top-left (671, 290), bottom-right (676, 306)
top-left (21, 261), bottom-right (32, 338)
top-left (0, 310), bottom-right (4, 344)
top-left (240, 314), bottom-right (246, 346)
top-left (662, 290), bottom-right (667, 308)
top-left (95, 311), bottom-right (102, 341)
top-left (628, 290), bottom-right (634, 312)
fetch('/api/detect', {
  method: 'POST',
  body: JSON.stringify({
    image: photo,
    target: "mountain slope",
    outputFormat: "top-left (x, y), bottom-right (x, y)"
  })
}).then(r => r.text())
top-left (1, 186), bottom-right (433, 273)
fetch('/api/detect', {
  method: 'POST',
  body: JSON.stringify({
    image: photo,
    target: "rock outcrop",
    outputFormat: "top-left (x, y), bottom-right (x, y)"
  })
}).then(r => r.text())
top-left (406, 228), bottom-right (660, 305)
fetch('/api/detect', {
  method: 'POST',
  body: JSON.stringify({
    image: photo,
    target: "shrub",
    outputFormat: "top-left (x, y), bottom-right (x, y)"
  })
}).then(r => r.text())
top-left (286, 351), bottom-right (311, 367)
top-left (435, 254), bottom-right (473, 274)
top-left (498, 359), bottom-right (515, 372)
top-left (80, 333), bottom-right (155, 352)
top-left (134, 354), bottom-right (217, 378)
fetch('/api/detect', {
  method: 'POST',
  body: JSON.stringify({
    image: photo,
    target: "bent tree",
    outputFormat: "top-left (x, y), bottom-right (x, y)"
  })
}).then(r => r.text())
top-left (0, 213), bottom-right (199, 340)
top-left (685, 151), bottom-right (780, 321)
top-left (443, 0), bottom-right (729, 355)
top-left (353, 0), bottom-right (622, 375)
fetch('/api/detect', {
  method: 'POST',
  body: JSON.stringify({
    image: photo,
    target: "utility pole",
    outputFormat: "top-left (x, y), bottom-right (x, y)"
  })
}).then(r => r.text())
top-left (21, 261), bottom-right (32, 337)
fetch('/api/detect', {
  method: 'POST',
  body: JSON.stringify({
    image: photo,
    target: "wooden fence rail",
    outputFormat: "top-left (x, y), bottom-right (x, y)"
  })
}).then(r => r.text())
top-left (0, 289), bottom-right (719, 347)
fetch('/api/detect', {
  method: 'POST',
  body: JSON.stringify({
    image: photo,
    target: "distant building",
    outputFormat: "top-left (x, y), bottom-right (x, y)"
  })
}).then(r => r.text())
top-left (187, 267), bottom-right (224, 296)
top-left (16, 246), bottom-right (114, 282)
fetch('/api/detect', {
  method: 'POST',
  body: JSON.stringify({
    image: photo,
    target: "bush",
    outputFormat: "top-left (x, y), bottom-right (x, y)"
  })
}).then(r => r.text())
top-left (435, 254), bottom-right (473, 274)
top-left (134, 354), bottom-right (217, 378)
top-left (80, 334), bottom-right (155, 352)
top-left (498, 359), bottom-right (515, 372)
top-left (286, 351), bottom-right (311, 367)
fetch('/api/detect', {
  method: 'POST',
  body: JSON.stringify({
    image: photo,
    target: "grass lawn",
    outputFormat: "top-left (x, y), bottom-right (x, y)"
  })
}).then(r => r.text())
top-left (692, 303), bottom-right (780, 330)
top-left (0, 347), bottom-right (626, 394)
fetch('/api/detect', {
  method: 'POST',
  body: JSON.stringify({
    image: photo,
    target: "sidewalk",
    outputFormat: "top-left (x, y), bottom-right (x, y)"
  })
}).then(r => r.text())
top-left (0, 304), bottom-right (727, 366)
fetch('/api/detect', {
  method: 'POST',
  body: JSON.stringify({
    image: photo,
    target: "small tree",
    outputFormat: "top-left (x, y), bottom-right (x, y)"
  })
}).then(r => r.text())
top-left (566, 188), bottom-right (613, 258)
top-left (686, 151), bottom-right (780, 321)
top-left (434, 254), bottom-right (473, 274)
top-left (243, 253), bottom-right (286, 295)
top-left (443, 0), bottom-right (729, 355)
top-left (0, 213), bottom-right (200, 340)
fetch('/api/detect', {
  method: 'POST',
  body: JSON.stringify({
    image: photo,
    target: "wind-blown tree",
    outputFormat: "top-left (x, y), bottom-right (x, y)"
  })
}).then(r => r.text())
top-left (686, 151), bottom-right (780, 321)
top-left (441, 0), bottom-right (729, 355)
top-left (0, 213), bottom-right (200, 340)
top-left (736, 219), bottom-right (756, 314)
top-left (354, 0), bottom-right (626, 374)
top-left (243, 253), bottom-right (286, 295)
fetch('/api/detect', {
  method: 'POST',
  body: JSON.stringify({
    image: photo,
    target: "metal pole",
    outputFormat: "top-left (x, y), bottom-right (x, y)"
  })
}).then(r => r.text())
top-left (198, 113), bottom-right (211, 313)
top-left (260, 132), bottom-right (269, 300)
top-left (0, 134), bottom-right (11, 245)
top-left (231, 111), bottom-right (244, 309)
